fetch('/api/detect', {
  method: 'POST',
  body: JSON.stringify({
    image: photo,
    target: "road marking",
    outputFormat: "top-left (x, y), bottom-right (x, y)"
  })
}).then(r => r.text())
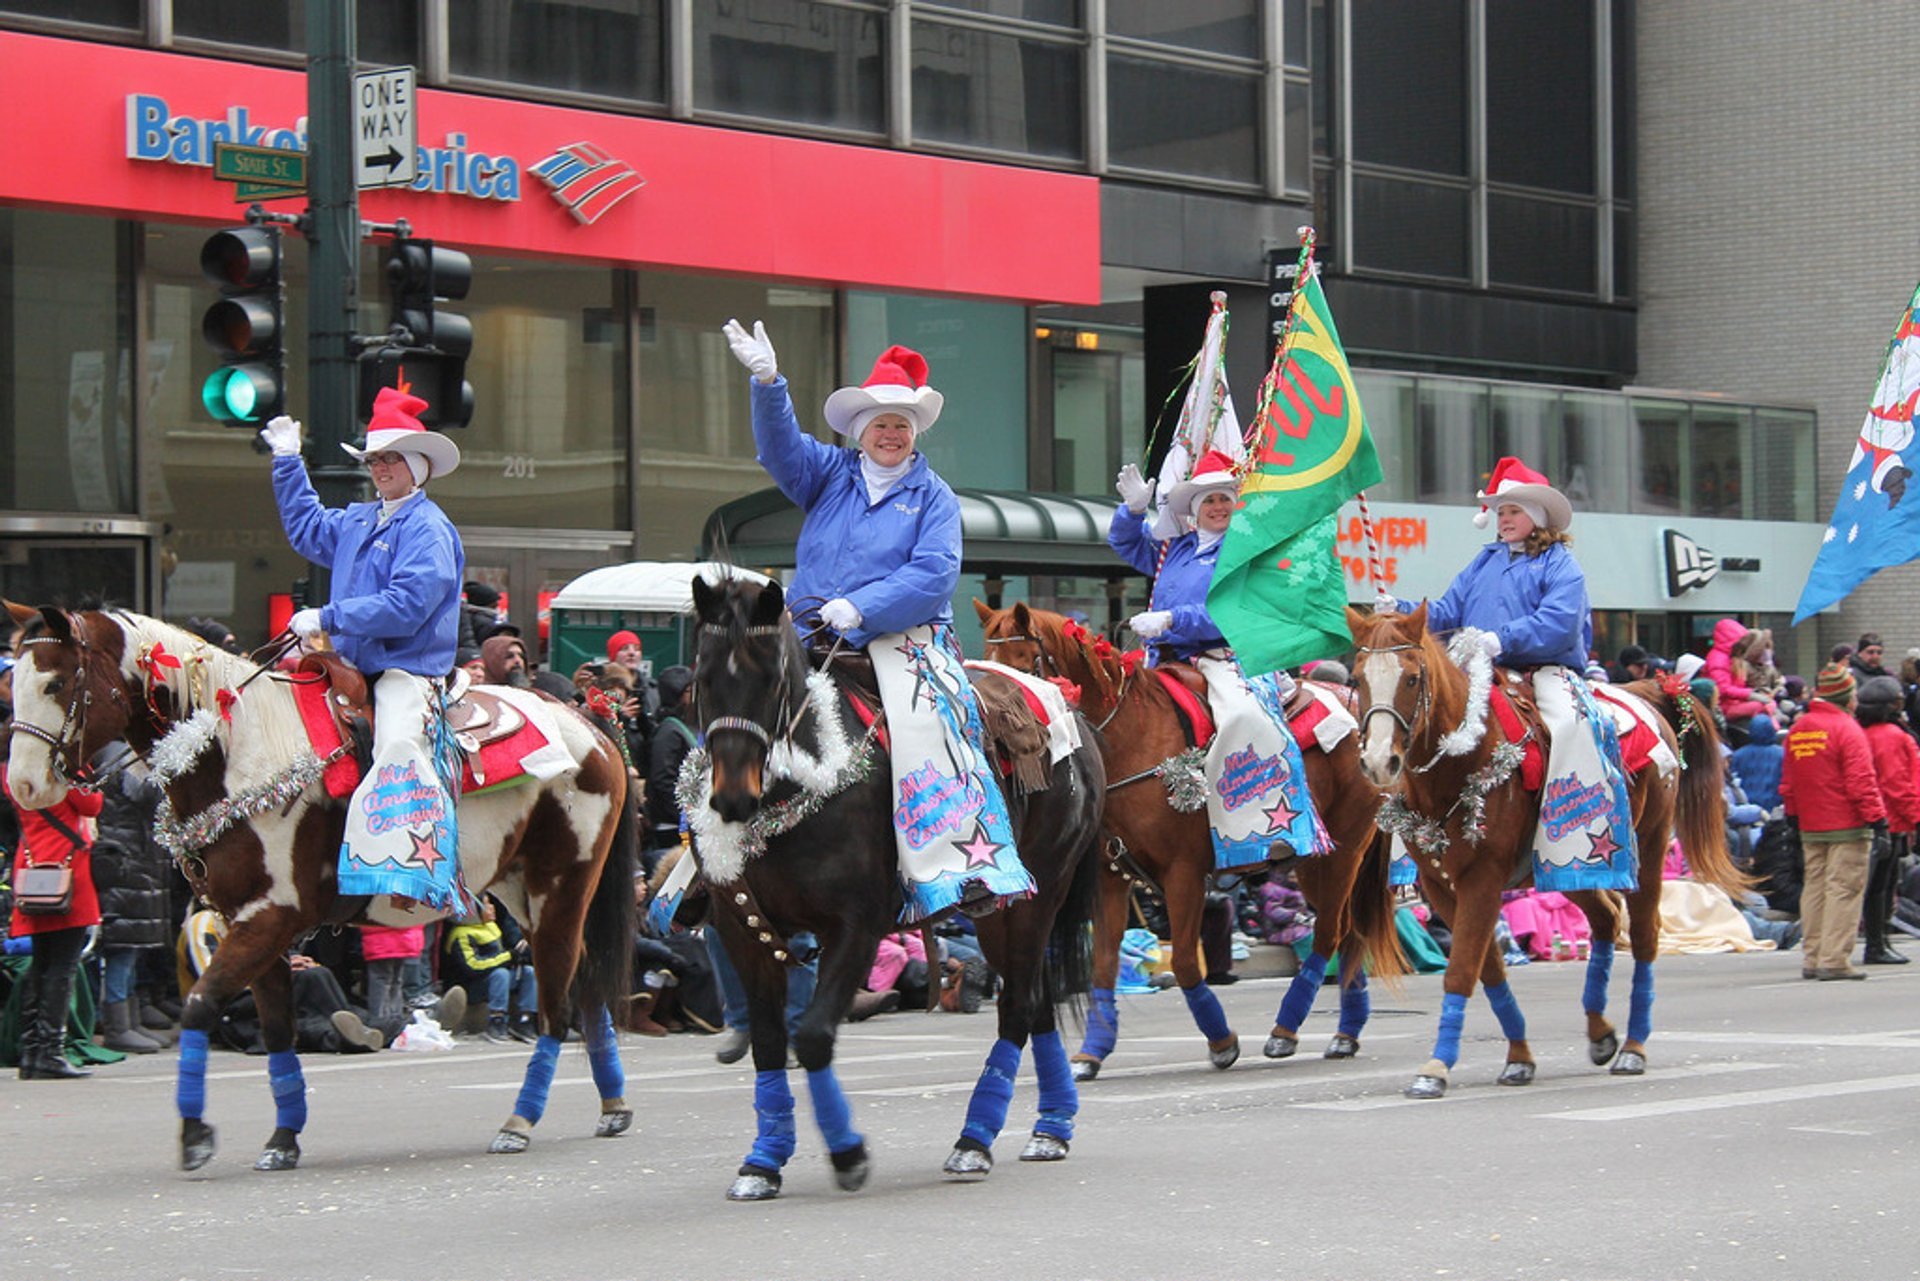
top-left (1655, 1028), bottom-right (1920, 1050)
top-left (1293, 1060), bottom-right (1778, 1111)
top-left (1540, 1072), bottom-right (1920, 1122)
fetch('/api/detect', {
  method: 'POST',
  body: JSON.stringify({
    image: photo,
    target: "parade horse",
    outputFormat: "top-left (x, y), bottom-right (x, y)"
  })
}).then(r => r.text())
top-left (1348, 604), bottom-right (1743, 1098)
top-left (974, 601), bottom-right (1404, 1079)
top-left (686, 577), bottom-right (1104, 1200)
top-left (2, 603), bottom-right (636, 1172)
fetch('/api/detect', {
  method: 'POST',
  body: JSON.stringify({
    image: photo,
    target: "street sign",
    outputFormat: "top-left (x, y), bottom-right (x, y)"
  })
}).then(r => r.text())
top-left (212, 141), bottom-right (307, 188)
top-left (354, 65), bottom-right (418, 190)
top-left (233, 180), bottom-right (304, 202)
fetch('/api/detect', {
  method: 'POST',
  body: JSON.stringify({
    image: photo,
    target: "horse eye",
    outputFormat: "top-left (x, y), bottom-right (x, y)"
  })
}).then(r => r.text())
top-left (1403, 673), bottom-right (1418, 686)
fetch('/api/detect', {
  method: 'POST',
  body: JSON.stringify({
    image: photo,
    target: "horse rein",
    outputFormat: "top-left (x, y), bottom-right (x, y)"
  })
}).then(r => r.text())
top-left (1350, 639), bottom-right (1448, 774)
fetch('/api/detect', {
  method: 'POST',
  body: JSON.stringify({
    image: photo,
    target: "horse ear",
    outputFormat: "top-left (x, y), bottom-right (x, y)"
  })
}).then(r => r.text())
top-left (1011, 601), bottom-right (1032, 630)
top-left (4, 599), bottom-right (37, 628)
top-left (750, 579), bottom-right (786, 626)
top-left (1345, 604), bottom-right (1368, 635)
top-left (690, 575), bottom-right (717, 620)
top-left (37, 606), bottom-right (73, 642)
top-left (971, 598), bottom-right (993, 623)
top-left (1407, 601), bottom-right (1429, 633)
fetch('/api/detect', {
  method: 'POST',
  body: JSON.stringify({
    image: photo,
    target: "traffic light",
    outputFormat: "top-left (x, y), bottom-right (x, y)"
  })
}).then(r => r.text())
top-left (373, 236), bottom-right (474, 427)
top-left (357, 349), bottom-right (473, 428)
top-left (199, 225), bottom-right (285, 424)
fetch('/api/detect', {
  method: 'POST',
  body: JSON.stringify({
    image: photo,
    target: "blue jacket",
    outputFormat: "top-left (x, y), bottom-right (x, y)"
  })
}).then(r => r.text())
top-left (1409, 541), bottom-right (1591, 671)
top-left (751, 378), bottom-right (959, 649)
top-left (1108, 508), bottom-right (1227, 662)
top-left (273, 456), bottom-right (464, 677)
top-left (1728, 714), bottom-right (1784, 812)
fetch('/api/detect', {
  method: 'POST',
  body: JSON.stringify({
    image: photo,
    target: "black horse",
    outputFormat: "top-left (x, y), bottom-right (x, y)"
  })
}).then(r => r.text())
top-left (687, 576), bottom-right (1106, 1200)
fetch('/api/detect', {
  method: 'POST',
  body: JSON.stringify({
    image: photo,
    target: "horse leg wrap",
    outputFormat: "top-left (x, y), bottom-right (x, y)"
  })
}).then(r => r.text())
top-left (961, 1038), bottom-right (1023, 1149)
top-left (1078, 987), bottom-right (1118, 1061)
top-left (1627, 958), bottom-right (1655, 1046)
top-left (1274, 951), bottom-right (1329, 1035)
top-left (1181, 982), bottom-right (1233, 1045)
top-left (1336, 972), bottom-right (1371, 1040)
top-left (513, 1036), bottom-right (564, 1126)
top-left (1431, 991), bottom-right (1470, 1069)
top-left (1483, 981), bottom-right (1526, 1043)
top-left (1582, 939), bottom-right (1616, 1016)
top-left (584, 1006), bottom-right (626, 1102)
top-left (177, 1029), bottom-right (210, 1121)
top-left (1030, 1031), bottom-right (1077, 1142)
top-left (746, 1070), bottom-right (798, 1171)
top-left (267, 1049), bottom-right (308, 1134)
top-left (805, 1065), bottom-right (864, 1156)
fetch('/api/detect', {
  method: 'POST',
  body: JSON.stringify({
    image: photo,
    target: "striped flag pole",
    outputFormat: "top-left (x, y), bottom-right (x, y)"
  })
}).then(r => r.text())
top-left (1356, 489), bottom-right (1391, 607)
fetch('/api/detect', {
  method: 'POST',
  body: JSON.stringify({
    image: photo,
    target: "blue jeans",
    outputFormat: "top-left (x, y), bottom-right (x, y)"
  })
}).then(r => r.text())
top-left (706, 927), bottom-right (816, 1035)
top-left (482, 964), bottom-right (538, 1015)
top-left (102, 946), bottom-right (140, 1004)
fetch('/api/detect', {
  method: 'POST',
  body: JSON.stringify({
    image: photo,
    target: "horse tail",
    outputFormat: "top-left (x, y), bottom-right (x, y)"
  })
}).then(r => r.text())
top-left (1348, 828), bottom-right (1409, 987)
top-left (1044, 825), bottom-right (1103, 1020)
top-left (571, 771), bottom-right (640, 1018)
top-left (1645, 683), bottom-right (1749, 896)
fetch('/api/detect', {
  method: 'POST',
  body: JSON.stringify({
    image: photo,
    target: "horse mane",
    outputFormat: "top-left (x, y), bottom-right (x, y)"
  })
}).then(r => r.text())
top-left (1023, 608), bottom-right (1127, 703)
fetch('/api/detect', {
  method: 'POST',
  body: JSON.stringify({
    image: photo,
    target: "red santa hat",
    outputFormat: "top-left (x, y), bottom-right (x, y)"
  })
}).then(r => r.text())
top-left (341, 386), bottom-right (462, 480)
top-left (822, 345), bottom-right (945, 438)
top-left (1154, 449), bottom-right (1241, 539)
top-left (1474, 456), bottom-right (1571, 530)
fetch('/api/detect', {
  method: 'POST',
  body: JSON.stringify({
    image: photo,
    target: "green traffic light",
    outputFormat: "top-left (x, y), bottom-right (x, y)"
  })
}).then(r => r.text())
top-left (201, 365), bottom-right (278, 423)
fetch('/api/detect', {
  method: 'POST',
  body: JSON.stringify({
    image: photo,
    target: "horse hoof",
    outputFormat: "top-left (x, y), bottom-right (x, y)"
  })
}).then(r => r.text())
top-left (1496, 1060), bottom-right (1536, 1087)
top-left (252, 1144), bottom-right (300, 1172)
top-left (1323, 1034), bottom-right (1360, 1060)
top-left (1070, 1058), bottom-right (1101, 1082)
top-left (595, 1109), bottom-right (633, 1138)
top-left (1208, 1036), bottom-right (1240, 1071)
top-left (1405, 1074), bottom-right (1448, 1099)
top-left (1264, 1034), bottom-right (1299, 1060)
top-left (830, 1143), bottom-right (871, 1193)
top-left (727, 1170), bottom-right (782, 1202)
top-left (488, 1129), bottom-right (531, 1155)
top-left (181, 1119), bottom-right (217, 1172)
top-left (1610, 1049), bottom-right (1647, 1076)
top-left (1589, 1031), bottom-right (1620, 1066)
top-left (1019, 1133), bottom-right (1069, 1163)
top-left (944, 1145), bottom-right (993, 1179)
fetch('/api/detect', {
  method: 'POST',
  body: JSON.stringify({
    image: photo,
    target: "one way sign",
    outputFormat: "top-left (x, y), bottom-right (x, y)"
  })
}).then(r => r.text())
top-left (355, 66), bottom-right (417, 190)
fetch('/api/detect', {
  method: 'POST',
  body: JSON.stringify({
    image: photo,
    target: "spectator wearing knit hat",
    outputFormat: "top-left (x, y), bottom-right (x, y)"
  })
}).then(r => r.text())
top-left (604, 629), bottom-right (659, 772)
top-left (1853, 675), bottom-right (1914, 966)
top-left (1780, 662), bottom-right (1887, 980)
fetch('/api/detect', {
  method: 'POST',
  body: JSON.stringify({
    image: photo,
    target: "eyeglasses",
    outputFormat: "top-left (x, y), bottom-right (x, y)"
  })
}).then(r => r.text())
top-left (363, 451), bottom-right (406, 468)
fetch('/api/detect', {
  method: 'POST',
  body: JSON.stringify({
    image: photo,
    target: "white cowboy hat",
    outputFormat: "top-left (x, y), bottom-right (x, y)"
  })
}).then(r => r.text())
top-left (1474, 455), bottom-right (1571, 530)
top-left (340, 386), bottom-right (462, 480)
top-left (1153, 448), bottom-right (1240, 539)
top-left (822, 345), bottom-right (945, 438)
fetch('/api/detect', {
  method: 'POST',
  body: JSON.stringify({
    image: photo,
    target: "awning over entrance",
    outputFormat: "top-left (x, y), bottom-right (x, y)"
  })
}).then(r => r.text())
top-left (702, 488), bottom-right (1127, 577)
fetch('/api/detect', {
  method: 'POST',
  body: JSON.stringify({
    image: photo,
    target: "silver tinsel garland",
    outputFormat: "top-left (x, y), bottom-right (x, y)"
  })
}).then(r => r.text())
top-left (1155, 747), bottom-right (1210, 813)
top-left (1376, 736), bottom-right (1527, 856)
top-left (675, 735), bottom-right (880, 877)
top-left (154, 751), bottom-right (328, 858)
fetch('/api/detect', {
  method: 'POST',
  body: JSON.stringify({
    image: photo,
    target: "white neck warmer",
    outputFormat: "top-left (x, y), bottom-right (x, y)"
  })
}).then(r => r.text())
top-left (860, 453), bottom-right (913, 505)
top-left (378, 488), bottom-right (420, 526)
top-left (1195, 527), bottom-right (1226, 554)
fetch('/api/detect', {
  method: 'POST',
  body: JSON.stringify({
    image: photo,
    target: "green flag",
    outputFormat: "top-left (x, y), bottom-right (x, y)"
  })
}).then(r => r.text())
top-left (1207, 257), bottom-right (1381, 677)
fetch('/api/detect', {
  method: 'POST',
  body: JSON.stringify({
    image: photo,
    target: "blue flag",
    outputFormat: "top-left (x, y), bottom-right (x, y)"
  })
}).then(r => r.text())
top-left (1794, 280), bottom-right (1920, 624)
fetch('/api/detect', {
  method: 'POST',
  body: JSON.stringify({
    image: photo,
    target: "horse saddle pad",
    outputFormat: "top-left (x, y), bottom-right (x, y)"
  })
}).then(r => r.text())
top-left (289, 652), bottom-right (554, 799)
top-left (1490, 670), bottom-right (1664, 792)
top-left (827, 660), bottom-right (1059, 792)
top-left (1153, 661), bottom-right (1344, 756)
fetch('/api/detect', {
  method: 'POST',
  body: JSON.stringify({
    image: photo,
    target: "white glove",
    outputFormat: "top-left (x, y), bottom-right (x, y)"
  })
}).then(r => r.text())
top-left (1130, 610), bottom-right (1173, 640)
top-left (820, 598), bottom-right (863, 633)
top-left (288, 608), bottom-right (325, 638)
top-left (1115, 463), bottom-right (1155, 514)
top-left (1373, 593), bottom-right (1402, 614)
top-left (1477, 631), bottom-right (1503, 662)
top-left (722, 318), bottom-right (779, 384)
top-left (260, 414), bottom-right (303, 457)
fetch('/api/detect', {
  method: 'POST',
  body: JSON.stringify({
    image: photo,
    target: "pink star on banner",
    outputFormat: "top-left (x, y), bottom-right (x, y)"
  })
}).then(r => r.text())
top-left (1262, 798), bottom-right (1299, 834)
top-left (955, 819), bottom-right (1005, 869)
top-left (408, 827), bottom-right (447, 875)
top-left (1585, 826), bottom-right (1619, 864)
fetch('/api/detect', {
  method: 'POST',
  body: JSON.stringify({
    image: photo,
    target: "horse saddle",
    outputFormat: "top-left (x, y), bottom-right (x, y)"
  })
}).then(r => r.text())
top-left (1154, 661), bottom-right (1350, 756)
top-left (1489, 668), bottom-right (1549, 791)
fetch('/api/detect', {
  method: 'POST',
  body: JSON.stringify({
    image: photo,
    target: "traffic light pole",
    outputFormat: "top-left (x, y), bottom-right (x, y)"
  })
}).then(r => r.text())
top-left (304, 0), bottom-right (362, 596)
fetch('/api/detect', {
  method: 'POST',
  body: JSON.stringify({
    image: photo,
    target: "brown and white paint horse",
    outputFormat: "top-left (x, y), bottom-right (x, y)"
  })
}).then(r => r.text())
top-left (3, 603), bottom-right (636, 1172)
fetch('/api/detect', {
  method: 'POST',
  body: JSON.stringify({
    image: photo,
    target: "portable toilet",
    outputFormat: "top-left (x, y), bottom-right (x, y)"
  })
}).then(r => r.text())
top-left (546, 561), bottom-right (775, 678)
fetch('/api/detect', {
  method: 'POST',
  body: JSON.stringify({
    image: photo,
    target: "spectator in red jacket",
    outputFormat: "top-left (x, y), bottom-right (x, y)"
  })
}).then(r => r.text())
top-left (1780, 663), bottom-right (1887, 980)
top-left (4, 766), bottom-right (104, 1079)
top-left (1854, 676), bottom-right (1915, 967)
top-left (1705, 617), bottom-right (1776, 741)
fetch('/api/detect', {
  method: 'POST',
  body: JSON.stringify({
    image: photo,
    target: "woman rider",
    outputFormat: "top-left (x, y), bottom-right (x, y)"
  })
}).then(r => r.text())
top-left (722, 319), bottom-right (1033, 922)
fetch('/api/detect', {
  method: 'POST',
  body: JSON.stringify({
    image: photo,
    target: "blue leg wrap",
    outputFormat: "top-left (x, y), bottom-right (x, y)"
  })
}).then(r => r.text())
top-left (1275, 951), bottom-right (1329, 1032)
top-left (746, 1070), bottom-right (798, 1171)
top-left (961, 1038), bottom-right (1022, 1148)
top-left (267, 1049), bottom-right (307, 1134)
top-left (805, 1066), bottom-right (863, 1156)
top-left (1483, 981), bottom-right (1527, 1043)
top-left (1181, 982), bottom-right (1232, 1044)
top-left (513, 1035), bottom-right (563, 1125)
top-left (584, 1006), bottom-right (625, 1101)
top-left (1627, 958), bottom-right (1655, 1045)
top-left (1432, 991), bottom-right (1470, 1069)
top-left (1336, 972), bottom-right (1371, 1039)
top-left (177, 1028), bottom-right (209, 1121)
top-left (1582, 938), bottom-right (1616, 1015)
top-left (1078, 986), bottom-right (1118, 1060)
top-left (1030, 1031), bottom-right (1077, 1141)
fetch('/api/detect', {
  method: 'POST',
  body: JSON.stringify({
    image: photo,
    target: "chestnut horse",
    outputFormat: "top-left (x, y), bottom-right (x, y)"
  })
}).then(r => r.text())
top-left (975, 601), bottom-right (1404, 1079)
top-left (1348, 604), bottom-right (1741, 1098)
top-left (3, 603), bottom-right (636, 1171)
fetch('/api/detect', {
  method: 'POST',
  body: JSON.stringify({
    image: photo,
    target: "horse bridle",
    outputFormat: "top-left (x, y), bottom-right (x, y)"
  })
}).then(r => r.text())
top-left (7, 626), bottom-right (110, 786)
top-left (1351, 640), bottom-right (1444, 773)
top-left (697, 621), bottom-right (801, 753)
top-left (982, 628), bottom-right (1131, 732)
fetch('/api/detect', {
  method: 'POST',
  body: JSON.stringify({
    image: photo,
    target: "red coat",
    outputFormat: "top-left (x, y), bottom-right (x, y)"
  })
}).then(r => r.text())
top-left (5, 767), bottom-right (103, 937)
top-left (1864, 722), bottom-right (1920, 834)
top-left (1780, 701), bottom-right (1888, 834)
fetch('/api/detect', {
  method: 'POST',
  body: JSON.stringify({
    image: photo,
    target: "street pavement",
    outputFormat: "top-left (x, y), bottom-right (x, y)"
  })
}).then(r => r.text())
top-left (3, 946), bottom-right (1915, 1281)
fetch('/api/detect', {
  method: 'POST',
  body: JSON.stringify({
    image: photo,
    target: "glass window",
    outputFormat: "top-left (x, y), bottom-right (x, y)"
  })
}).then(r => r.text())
top-left (1047, 335), bottom-right (1144, 498)
top-left (172, 1), bottom-right (418, 63)
top-left (1631, 398), bottom-right (1685, 515)
top-left (912, 21), bottom-right (1083, 160)
top-left (1613, 207), bottom-right (1635, 300)
top-left (1560, 390), bottom-right (1632, 513)
top-left (1490, 384), bottom-right (1560, 477)
top-left (1284, 78), bottom-right (1311, 194)
top-left (0, 0), bottom-right (139, 29)
top-left (1283, 0), bottom-right (1308, 69)
top-left (0, 210), bottom-right (136, 515)
top-left (1351, 0), bottom-right (1467, 175)
top-left (1689, 405), bottom-right (1748, 519)
top-left (1107, 55), bottom-right (1260, 184)
top-left (1106, 0), bottom-right (1258, 57)
top-left (1488, 195), bottom-right (1597, 295)
top-left (449, 0), bottom-right (665, 102)
top-left (1352, 176), bottom-right (1470, 280)
top-left (1309, 0), bottom-right (1335, 157)
top-left (1415, 379), bottom-right (1486, 505)
top-left (1612, 0), bottom-right (1635, 200)
top-left (1753, 407), bottom-right (1815, 522)
top-left (919, 0), bottom-right (1079, 26)
top-left (694, 0), bottom-right (885, 133)
top-left (1486, 0), bottom-right (1595, 194)
top-left (1354, 371), bottom-right (1416, 500)
top-left (845, 291), bottom-right (1028, 490)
